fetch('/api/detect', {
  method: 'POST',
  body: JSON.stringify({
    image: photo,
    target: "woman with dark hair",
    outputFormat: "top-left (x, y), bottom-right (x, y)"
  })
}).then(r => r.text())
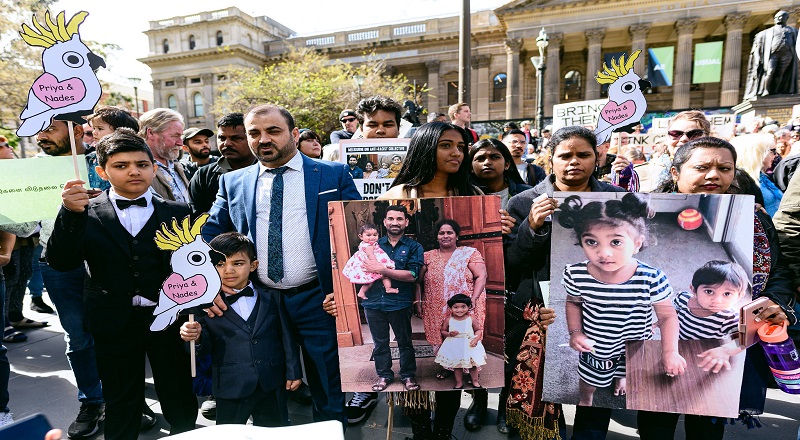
top-left (378, 122), bottom-right (487, 439)
top-left (383, 121), bottom-right (479, 198)
top-left (363, 161), bottom-right (378, 179)
top-left (470, 138), bottom-right (532, 210)
top-left (297, 129), bottom-right (322, 159)
top-left (504, 126), bottom-right (626, 439)
top-left (640, 136), bottom-right (797, 439)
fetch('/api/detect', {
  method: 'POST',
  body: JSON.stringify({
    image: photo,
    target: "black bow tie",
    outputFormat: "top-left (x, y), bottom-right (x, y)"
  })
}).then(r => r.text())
top-left (226, 286), bottom-right (255, 304)
top-left (115, 198), bottom-right (147, 210)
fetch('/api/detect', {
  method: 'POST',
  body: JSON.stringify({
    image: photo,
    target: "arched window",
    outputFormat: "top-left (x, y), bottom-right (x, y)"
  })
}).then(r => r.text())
top-left (188, 35), bottom-right (196, 50)
top-left (167, 95), bottom-right (177, 111)
top-left (216, 31), bottom-right (223, 46)
top-left (162, 39), bottom-right (169, 54)
top-left (493, 73), bottom-right (507, 102)
top-left (193, 93), bottom-right (204, 117)
top-left (564, 70), bottom-right (583, 101)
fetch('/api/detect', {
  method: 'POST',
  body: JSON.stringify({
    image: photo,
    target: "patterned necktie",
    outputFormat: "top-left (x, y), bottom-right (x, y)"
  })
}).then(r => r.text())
top-left (267, 167), bottom-right (288, 283)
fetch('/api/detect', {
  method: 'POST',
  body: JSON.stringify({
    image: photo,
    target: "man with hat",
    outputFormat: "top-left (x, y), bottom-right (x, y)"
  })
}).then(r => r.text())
top-left (330, 109), bottom-right (360, 144)
top-left (180, 127), bottom-right (217, 180)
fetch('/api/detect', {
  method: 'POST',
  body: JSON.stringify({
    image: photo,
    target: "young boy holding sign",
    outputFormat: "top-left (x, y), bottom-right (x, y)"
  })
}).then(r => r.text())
top-left (179, 232), bottom-right (301, 426)
top-left (47, 128), bottom-right (197, 439)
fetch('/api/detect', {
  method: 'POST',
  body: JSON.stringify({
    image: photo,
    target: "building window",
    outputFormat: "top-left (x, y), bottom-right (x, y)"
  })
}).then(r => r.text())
top-left (493, 73), bottom-right (507, 102)
top-left (164, 80), bottom-right (175, 87)
top-left (162, 39), bottom-right (169, 54)
top-left (193, 93), bottom-right (204, 117)
top-left (216, 31), bottom-right (224, 46)
top-left (447, 81), bottom-right (459, 108)
top-left (564, 70), bottom-right (583, 101)
top-left (188, 35), bottom-right (196, 50)
top-left (217, 74), bottom-right (227, 81)
top-left (167, 95), bottom-right (177, 111)
top-left (190, 77), bottom-right (201, 84)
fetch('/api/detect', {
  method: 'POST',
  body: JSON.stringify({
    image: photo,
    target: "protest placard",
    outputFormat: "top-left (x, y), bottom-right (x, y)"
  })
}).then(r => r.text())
top-left (543, 192), bottom-right (754, 417)
top-left (551, 99), bottom-right (607, 131)
top-left (0, 155), bottom-right (89, 225)
top-left (339, 138), bottom-right (410, 200)
top-left (329, 196), bottom-right (505, 392)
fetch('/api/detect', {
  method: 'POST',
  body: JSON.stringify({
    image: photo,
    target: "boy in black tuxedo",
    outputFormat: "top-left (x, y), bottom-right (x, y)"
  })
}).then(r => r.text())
top-left (47, 128), bottom-right (197, 439)
top-left (180, 232), bottom-right (301, 426)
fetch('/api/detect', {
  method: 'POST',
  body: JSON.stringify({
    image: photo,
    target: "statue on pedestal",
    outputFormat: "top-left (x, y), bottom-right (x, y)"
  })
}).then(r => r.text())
top-left (744, 11), bottom-right (798, 99)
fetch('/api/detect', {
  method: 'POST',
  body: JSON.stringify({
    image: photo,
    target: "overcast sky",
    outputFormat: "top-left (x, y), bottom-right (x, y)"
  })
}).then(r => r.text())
top-left (50, 0), bottom-right (506, 89)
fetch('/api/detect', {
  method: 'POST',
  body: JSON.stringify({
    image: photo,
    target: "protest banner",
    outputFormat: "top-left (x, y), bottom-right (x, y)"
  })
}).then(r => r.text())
top-left (551, 99), bottom-right (607, 131)
top-left (543, 192), bottom-right (754, 417)
top-left (339, 138), bottom-right (410, 200)
top-left (329, 196), bottom-right (505, 392)
top-left (0, 155), bottom-right (89, 225)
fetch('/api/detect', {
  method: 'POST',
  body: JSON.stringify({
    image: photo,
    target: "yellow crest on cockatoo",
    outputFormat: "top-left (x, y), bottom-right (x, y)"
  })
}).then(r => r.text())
top-left (595, 50), bottom-right (641, 85)
top-left (155, 213), bottom-right (210, 251)
top-left (19, 11), bottom-right (88, 48)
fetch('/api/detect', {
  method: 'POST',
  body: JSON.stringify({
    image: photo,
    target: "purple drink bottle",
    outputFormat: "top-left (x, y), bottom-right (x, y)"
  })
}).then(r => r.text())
top-left (758, 322), bottom-right (800, 394)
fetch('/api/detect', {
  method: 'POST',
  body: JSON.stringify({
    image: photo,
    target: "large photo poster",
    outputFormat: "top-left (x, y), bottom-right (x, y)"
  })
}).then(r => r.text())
top-left (339, 138), bottom-right (410, 200)
top-left (329, 196), bottom-right (505, 392)
top-left (543, 192), bottom-right (754, 417)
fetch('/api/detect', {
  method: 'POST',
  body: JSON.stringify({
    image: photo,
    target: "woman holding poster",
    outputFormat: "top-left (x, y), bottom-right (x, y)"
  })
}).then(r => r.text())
top-left (642, 136), bottom-right (798, 439)
top-left (504, 126), bottom-right (625, 440)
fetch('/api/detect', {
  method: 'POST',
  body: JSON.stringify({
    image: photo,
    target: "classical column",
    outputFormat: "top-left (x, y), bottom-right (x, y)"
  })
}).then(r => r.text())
top-left (720, 13), bottom-right (749, 106)
top-left (504, 38), bottom-right (523, 118)
top-left (672, 18), bottom-right (698, 110)
top-left (151, 80), bottom-right (162, 108)
top-left (175, 76), bottom-right (188, 118)
top-left (584, 29), bottom-right (605, 100)
top-left (628, 23), bottom-right (651, 76)
top-left (473, 55), bottom-right (491, 119)
top-left (425, 60), bottom-right (441, 113)
top-left (201, 73), bottom-right (215, 127)
top-left (544, 33), bottom-right (563, 117)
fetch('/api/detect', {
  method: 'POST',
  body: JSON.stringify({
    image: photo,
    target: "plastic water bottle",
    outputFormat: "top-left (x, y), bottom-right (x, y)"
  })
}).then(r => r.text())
top-left (758, 322), bottom-right (800, 394)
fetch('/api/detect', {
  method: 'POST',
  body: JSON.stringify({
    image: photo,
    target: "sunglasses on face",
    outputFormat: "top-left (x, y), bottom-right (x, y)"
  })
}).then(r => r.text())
top-left (667, 129), bottom-right (705, 140)
top-left (341, 117), bottom-right (356, 123)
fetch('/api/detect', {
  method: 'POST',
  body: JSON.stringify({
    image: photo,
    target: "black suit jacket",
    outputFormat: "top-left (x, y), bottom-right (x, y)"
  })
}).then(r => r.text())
top-left (195, 283), bottom-right (302, 399)
top-left (46, 192), bottom-right (191, 338)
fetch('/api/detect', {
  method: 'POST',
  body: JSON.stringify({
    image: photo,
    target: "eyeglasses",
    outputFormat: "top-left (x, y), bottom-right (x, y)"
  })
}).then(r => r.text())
top-left (341, 117), bottom-right (356, 123)
top-left (0, 142), bottom-right (9, 148)
top-left (667, 129), bottom-right (705, 140)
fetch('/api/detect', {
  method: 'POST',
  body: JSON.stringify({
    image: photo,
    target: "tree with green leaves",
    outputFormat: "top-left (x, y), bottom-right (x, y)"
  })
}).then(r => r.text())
top-left (214, 48), bottom-right (419, 142)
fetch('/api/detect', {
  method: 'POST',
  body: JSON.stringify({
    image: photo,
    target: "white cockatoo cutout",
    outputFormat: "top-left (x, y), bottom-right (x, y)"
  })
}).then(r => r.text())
top-left (17, 11), bottom-right (106, 137)
top-left (594, 50), bottom-right (650, 146)
top-left (150, 214), bottom-right (222, 331)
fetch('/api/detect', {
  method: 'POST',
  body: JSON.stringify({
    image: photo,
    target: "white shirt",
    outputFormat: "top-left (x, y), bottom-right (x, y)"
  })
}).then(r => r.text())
top-left (225, 282), bottom-right (257, 321)
top-left (255, 151), bottom-right (317, 288)
top-left (108, 189), bottom-right (157, 306)
top-left (516, 163), bottom-right (528, 181)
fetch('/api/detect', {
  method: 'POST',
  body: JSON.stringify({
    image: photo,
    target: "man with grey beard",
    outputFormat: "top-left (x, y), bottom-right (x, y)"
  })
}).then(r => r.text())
top-left (138, 108), bottom-right (191, 203)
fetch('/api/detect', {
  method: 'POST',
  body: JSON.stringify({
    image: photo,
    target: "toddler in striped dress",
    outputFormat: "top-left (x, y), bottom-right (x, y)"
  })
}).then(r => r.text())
top-left (674, 260), bottom-right (749, 373)
top-left (560, 193), bottom-right (686, 406)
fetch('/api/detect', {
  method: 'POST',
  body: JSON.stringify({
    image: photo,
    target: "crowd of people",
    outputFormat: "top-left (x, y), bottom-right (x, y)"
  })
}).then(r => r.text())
top-left (0, 94), bottom-right (798, 440)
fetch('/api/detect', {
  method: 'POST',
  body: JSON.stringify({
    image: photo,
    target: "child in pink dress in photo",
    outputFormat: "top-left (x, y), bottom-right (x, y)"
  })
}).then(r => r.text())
top-left (342, 224), bottom-right (399, 299)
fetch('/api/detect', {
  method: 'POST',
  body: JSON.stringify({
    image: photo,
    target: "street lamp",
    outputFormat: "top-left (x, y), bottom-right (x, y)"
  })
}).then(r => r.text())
top-left (128, 77), bottom-right (141, 116)
top-left (353, 74), bottom-right (365, 100)
top-left (530, 28), bottom-right (549, 140)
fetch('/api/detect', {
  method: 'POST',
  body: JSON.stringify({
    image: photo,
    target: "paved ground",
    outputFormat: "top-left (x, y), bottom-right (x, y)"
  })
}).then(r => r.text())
top-left (6, 293), bottom-right (800, 439)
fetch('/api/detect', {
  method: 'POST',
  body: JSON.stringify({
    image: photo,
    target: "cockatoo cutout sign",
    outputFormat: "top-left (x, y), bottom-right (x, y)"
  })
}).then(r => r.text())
top-left (150, 214), bottom-right (222, 331)
top-left (17, 11), bottom-right (106, 137)
top-left (594, 50), bottom-right (651, 146)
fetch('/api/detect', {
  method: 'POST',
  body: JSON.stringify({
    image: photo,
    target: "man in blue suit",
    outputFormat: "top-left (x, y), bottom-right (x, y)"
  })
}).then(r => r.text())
top-left (202, 104), bottom-right (361, 426)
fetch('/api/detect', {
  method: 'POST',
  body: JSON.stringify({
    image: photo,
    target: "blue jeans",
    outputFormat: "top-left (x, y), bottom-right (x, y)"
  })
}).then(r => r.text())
top-left (0, 278), bottom-right (10, 412)
top-left (364, 306), bottom-right (416, 380)
top-left (27, 245), bottom-right (43, 298)
top-left (39, 263), bottom-right (103, 404)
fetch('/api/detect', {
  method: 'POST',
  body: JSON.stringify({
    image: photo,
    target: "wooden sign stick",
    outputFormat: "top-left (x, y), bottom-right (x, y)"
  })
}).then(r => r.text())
top-left (66, 120), bottom-right (81, 180)
top-left (189, 313), bottom-right (196, 378)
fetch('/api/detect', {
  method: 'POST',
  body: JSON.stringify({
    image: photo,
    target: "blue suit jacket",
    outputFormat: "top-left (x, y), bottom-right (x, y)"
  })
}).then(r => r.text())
top-left (202, 153), bottom-right (361, 293)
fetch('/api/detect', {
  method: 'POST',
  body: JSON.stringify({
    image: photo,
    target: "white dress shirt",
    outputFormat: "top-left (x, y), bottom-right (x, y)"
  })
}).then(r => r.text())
top-left (255, 151), bottom-right (317, 288)
top-left (108, 189), bottom-right (157, 306)
top-left (225, 282), bottom-right (258, 321)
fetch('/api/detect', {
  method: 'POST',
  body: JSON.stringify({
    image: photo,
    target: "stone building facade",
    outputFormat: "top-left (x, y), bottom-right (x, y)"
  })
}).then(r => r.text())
top-left (140, 1), bottom-right (800, 127)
